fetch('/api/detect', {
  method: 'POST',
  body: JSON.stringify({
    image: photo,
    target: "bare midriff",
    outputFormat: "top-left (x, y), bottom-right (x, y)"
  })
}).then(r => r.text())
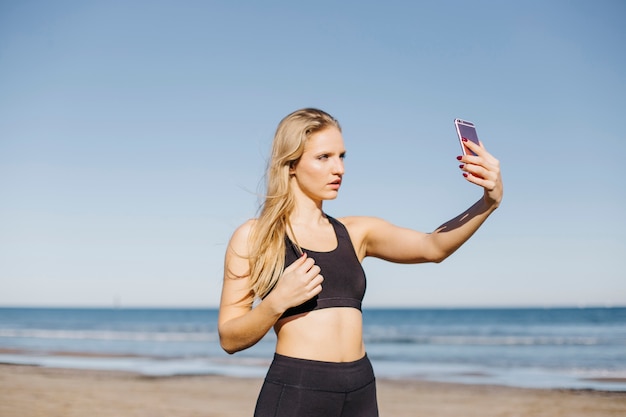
top-left (273, 307), bottom-right (365, 362)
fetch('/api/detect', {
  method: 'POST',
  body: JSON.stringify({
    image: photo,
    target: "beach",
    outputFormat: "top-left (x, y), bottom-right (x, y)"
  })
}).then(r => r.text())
top-left (1, 364), bottom-right (625, 417)
top-left (2, 307), bottom-right (625, 415)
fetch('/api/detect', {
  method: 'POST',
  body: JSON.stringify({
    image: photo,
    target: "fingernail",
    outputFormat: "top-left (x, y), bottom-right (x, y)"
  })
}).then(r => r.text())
top-left (463, 173), bottom-right (468, 178)
top-left (456, 156), bottom-right (462, 160)
top-left (462, 137), bottom-right (468, 142)
top-left (459, 164), bottom-right (464, 169)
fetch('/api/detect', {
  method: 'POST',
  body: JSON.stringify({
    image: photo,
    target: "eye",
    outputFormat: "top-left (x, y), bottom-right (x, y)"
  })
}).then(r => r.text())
top-left (317, 154), bottom-right (329, 160)
top-left (340, 152), bottom-right (346, 160)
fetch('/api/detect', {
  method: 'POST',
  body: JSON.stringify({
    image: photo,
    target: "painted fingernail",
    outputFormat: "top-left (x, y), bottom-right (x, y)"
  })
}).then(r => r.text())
top-left (462, 137), bottom-right (468, 142)
top-left (456, 156), bottom-right (462, 160)
top-left (463, 173), bottom-right (468, 178)
top-left (459, 164), bottom-right (464, 169)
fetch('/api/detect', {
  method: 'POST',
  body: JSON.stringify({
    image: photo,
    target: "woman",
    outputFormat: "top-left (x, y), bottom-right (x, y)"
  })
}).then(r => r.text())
top-left (218, 108), bottom-right (503, 417)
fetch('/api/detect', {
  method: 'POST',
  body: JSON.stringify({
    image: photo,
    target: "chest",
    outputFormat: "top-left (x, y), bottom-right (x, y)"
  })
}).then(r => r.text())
top-left (288, 223), bottom-right (337, 252)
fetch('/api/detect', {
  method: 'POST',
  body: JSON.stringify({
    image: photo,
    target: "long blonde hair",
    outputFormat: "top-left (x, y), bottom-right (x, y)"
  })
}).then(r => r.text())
top-left (248, 108), bottom-right (341, 299)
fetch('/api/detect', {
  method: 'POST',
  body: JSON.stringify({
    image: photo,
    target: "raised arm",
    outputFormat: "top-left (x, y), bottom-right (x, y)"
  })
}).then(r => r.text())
top-left (218, 220), bottom-right (323, 354)
top-left (346, 138), bottom-right (502, 264)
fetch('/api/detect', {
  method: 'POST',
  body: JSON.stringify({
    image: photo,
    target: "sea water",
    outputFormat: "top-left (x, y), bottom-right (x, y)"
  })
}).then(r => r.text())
top-left (0, 307), bottom-right (624, 391)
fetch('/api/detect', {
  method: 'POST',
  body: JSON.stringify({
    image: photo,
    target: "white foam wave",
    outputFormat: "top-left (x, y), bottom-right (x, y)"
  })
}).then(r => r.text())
top-left (364, 334), bottom-right (605, 346)
top-left (0, 328), bottom-right (217, 342)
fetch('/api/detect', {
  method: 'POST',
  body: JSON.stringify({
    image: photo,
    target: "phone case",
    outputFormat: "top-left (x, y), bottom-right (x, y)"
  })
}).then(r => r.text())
top-left (454, 119), bottom-right (479, 156)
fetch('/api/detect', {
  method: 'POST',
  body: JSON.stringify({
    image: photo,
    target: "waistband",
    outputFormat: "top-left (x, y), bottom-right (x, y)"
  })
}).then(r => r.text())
top-left (264, 353), bottom-right (375, 393)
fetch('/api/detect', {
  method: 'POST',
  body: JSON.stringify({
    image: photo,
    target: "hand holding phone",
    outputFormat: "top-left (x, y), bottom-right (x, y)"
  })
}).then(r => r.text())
top-left (454, 118), bottom-right (480, 156)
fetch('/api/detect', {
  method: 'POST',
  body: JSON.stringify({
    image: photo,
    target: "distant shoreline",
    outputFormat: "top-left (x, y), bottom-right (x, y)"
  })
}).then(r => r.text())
top-left (2, 347), bottom-right (625, 394)
top-left (1, 305), bottom-right (625, 310)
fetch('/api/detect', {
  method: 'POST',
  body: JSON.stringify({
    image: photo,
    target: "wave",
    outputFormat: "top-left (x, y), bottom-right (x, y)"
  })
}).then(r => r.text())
top-left (0, 328), bottom-right (220, 342)
top-left (2, 328), bottom-right (618, 346)
top-left (363, 334), bottom-right (612, 346)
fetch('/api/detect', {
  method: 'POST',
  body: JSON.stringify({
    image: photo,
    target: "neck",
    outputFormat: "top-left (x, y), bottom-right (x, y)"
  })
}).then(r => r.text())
top-left (289, 202), bottom-right (326, 227)
top-left (288, 181), bottom-right (327, 226)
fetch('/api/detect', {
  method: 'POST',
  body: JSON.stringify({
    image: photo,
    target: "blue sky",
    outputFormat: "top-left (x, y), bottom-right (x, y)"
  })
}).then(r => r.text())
top-left (1, 0), bottom-right (624, 308)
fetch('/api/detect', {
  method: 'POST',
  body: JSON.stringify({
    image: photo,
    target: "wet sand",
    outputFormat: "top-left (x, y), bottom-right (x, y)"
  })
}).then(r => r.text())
top-left (1, 364), bottom-right (625, 417)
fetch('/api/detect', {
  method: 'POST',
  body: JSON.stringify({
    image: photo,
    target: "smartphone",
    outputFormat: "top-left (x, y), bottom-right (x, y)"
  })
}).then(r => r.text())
top-left (454, 118), bottom-right (480, 156)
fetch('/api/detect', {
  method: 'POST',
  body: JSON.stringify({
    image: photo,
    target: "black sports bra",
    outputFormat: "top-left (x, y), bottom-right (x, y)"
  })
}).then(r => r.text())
top-left (279, 215), bottom-right (367, 319)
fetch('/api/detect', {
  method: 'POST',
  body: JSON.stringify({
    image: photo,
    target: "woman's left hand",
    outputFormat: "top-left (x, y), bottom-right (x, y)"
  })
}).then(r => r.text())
top-left (457, 138), bottom-right (503, 208)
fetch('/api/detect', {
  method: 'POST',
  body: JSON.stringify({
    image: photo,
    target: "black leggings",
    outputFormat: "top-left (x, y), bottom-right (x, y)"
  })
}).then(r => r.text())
top-left (254, 353), bottom-right (379, 417)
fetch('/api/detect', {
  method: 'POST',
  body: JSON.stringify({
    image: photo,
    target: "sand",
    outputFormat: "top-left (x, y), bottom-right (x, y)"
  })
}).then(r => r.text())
top-left (1, 364), bottom-right (625, 417)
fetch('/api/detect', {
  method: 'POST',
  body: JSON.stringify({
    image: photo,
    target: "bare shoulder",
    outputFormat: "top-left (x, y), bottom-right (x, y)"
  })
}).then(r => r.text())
top-left (336, 216), bottom-right (390, 260)
top-left (337, 215), bottom-right (390, 234)
top-left (233, 218), bottom-right (257, 236)
top-left (223, 218), bottom-right (257, 281)
top-left (336, 215), bottom-right (397, 240)
top-left (228, 218), bottom-right (257, 256)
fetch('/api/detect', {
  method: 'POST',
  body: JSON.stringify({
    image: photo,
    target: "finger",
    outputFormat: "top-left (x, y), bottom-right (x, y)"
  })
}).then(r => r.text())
top-left (310, 283), bottom-right (323, 297)
top-left (471, 140), bottom-right (500, 166)
top-left (458, 152), bottom-right (499, 175)
top-left (463, 170), bottom-right (497, 190)
top-left (463, 137), bottom-right (498, 161)
top-left (309, 273), bottom-right (324, 286)
top-left (304, 264), bottom-right (321, 280)
top-left (300, 257), bottom-right (317, 274)
top-left (461, 162), bottom-right (490, 179)
top-left (464, 162), bottom-right (500, 183)
top-left (308, 274), bottom-right (324, 295)
top-left (284, 252), bottom-right (309, 272)
top-left (456, 153), bottom-right (481, 165)
top-left (462, 137), bottom-right (482, 154)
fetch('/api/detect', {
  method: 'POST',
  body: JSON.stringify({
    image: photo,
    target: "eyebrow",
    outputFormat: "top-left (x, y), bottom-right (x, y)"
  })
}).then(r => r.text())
top-left (316, 149), bottom-right (347, 155)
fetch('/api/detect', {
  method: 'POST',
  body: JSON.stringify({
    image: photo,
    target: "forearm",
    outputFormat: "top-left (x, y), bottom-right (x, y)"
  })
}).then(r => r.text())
top-left (428, 196), bottom-right (498, 262)
top-left (218, 295), bottom-right (284, 354)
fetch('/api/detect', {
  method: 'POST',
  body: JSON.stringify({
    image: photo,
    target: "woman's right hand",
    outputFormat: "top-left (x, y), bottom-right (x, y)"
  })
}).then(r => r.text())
top-left (269, 253), bottom-right (324, 313)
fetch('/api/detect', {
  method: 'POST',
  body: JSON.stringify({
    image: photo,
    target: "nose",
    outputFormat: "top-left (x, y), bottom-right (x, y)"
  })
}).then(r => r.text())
top-left (333, 156), bottom-right (345, 176)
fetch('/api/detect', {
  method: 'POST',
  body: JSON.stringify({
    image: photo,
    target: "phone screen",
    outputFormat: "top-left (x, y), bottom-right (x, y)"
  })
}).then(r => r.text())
top-left (454, 119), bottom-right (479, 156)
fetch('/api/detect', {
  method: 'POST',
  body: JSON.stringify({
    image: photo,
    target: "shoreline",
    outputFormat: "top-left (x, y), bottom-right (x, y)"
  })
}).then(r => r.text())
top-left (3, 347), bottom-right (626, 393)
top-left (1, 364), bottom-right (625, 417)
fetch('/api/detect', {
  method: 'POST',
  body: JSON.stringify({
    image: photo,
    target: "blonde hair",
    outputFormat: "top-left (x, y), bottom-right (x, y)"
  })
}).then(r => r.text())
top-left (248, 108), bottom-right (341, 299)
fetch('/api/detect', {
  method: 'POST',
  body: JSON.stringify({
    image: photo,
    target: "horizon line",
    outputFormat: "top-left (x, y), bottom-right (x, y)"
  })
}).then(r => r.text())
top-left (0, 304), bottom-right (624, 310)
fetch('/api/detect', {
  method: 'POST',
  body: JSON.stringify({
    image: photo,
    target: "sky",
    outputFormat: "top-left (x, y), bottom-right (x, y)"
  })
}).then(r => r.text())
top-left (1, 0), bottom-right (625, 308)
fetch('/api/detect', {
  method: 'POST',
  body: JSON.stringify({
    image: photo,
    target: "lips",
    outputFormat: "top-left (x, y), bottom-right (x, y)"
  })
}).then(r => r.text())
top-left (329, 178), bottom-right (342, 189)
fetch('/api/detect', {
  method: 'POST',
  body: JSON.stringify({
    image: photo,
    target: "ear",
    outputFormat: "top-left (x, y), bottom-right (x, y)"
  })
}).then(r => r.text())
top-left (289, 161), bottom-right (297, 175)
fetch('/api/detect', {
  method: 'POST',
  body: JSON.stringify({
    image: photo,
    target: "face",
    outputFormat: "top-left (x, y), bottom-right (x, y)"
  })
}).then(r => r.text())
top-left (289, 127), bottom-right (346, 202)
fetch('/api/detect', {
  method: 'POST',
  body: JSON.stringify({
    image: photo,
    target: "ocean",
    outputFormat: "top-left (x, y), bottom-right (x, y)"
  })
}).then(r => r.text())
top-left (0, 307), bottom-right (624, 391)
